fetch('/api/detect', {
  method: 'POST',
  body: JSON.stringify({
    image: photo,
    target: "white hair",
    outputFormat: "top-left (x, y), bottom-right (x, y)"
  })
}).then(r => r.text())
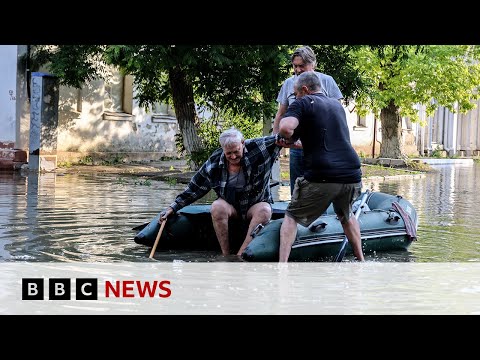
top-left (219, 127), bottom-right (244, 148)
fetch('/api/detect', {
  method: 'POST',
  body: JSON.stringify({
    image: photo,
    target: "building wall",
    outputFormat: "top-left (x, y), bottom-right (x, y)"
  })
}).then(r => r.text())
top-left (344, 108), bottom-right (378, 157)
top-left (0, 45), bottom-right (18, 146)
top-left (15, 46), bottom-right (30, 152)
top-left (9, 45), bottom-right (180, 164)
top-left (456, 99), bottom-right (480, 156)
top-left (417, 101), bottom-right (480, 157)
top-left (54, 77), bottom-right (179, 163)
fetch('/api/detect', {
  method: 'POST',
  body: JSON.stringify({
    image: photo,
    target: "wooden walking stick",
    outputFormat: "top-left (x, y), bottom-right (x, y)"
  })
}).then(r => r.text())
top-left (149, 219), bottom-right (167, 259)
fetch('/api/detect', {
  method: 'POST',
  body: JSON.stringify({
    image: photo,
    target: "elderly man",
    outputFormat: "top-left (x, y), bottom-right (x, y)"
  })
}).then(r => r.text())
top-left (277, 71), bottom-right (364, 262)
top-left (159, 127), bottom-right (281, 256)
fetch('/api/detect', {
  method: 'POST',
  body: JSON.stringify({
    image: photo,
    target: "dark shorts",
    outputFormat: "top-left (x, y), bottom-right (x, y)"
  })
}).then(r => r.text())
top-left (286, 178), bottom-right (362, 227)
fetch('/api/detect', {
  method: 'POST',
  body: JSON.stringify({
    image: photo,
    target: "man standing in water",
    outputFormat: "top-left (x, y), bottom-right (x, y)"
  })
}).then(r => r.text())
top-left (277, 71), bottom-right (364, 262)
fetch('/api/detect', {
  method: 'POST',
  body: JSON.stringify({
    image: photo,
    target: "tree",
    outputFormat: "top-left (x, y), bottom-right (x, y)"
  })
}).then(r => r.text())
top-left (30, 45), bottom-right (366, 167)
top-left (311, 45), bottom-right (365, 107)
top-left (31, 45), bottom-right (291, 168)
top-left (352, 45), bottom-right (480, 158)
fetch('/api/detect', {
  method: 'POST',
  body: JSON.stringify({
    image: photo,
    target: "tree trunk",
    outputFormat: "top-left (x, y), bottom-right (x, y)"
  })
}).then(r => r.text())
top-left (168, 66), bottom-right (204, 169)
top-left (379, 101), bottom-right (404, 158)
top-left (262, 109), bottom-right (272, 136)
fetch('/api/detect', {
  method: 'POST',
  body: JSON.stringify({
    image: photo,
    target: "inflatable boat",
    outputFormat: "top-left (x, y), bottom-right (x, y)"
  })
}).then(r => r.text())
top-left (133, 191), bottom-right (418, 261)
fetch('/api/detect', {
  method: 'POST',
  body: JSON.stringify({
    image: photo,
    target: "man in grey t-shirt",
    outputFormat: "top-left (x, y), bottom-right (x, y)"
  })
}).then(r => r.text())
top-left (273, 46), bottom-right (343, 194)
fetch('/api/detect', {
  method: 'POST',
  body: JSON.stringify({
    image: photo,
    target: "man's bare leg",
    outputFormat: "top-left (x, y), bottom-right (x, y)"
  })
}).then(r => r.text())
top-left (279, 214), bottom-right (298, 262)
top-left (341, 216), bottom-right (364, 261)
top-left (211, 198), bottom-right (237, 256)
top-left (237, 202), bottom-right (272, 256)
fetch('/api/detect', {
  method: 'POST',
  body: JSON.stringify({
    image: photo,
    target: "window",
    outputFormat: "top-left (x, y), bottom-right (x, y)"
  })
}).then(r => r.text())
top-left (102, 74), bottom-right (133, 121)
top-left (356, 115), bottom-right (367, 127)
top-left (403, 117), bottom-right (412, 130)
top-left (151, 102), bottom-right (176, 123)
top-left (353, 114), bottom-right (368, 131)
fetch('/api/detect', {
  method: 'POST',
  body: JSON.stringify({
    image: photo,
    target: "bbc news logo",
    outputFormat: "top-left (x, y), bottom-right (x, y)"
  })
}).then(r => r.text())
top-left (22, 278), bottom-right (98, 300)
top-left (22, 278), bottom-right (172, 300)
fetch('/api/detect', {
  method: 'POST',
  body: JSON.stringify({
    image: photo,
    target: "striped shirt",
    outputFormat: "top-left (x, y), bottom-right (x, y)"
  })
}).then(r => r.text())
top-left (169, 135), bottom-right (281, 218)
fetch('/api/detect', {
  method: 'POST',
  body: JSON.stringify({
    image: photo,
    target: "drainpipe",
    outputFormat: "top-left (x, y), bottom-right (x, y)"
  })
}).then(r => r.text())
top-left (26, 45), bottom-right (31, 102)
top-left (444, 102), bottom-right (458, 156)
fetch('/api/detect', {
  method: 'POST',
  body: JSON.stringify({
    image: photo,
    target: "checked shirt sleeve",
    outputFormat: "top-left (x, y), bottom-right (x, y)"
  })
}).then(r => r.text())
top-left (169, 160), bottom-right (213, 213)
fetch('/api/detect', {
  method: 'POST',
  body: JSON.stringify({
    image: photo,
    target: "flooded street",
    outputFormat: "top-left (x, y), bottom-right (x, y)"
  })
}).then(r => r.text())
top-left (1, 163), bottom-right (479, 263)
top-left (2, 163), bottom-right (480, 315)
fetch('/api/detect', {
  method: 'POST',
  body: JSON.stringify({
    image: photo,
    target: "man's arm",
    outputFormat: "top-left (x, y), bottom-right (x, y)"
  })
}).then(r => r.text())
top-left (159, 168), bottom-right (212, 223)
top-left (168, 163), bottom-right (212, 213)
top-left (278, 116), bottom-right (299, 142)
top-left (273, 103), bottom-right (288, 134)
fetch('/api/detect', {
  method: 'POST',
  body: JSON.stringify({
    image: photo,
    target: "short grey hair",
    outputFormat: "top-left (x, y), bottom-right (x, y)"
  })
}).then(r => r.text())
top-left (219, 127), bottom-right (244, 148)
top-left (294, 71), bottom-right (322, 93)
top-left (291, 46), bottom-right (317, 68)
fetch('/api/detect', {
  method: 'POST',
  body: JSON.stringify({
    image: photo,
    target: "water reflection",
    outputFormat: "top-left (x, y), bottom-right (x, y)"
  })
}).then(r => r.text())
top-left (0, 163), bottom-right (479, 262)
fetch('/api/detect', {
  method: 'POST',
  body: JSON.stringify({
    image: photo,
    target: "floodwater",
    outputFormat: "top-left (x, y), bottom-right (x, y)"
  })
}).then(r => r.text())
top-left (0, 163), bottom-right (479, 263)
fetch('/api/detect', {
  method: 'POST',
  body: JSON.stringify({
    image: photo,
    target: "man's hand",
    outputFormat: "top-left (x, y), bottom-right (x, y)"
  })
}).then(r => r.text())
top-left (276, 134), bottom-right (302, 149)
top-left (158, 207), bottom-right (174, 223)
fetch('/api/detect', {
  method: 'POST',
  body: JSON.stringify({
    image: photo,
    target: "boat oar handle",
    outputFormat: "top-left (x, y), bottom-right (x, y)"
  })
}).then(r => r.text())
top-left (149, 219), bottom-right (167, 259)
top-left (250, 222), bottom-right (268, 238)
top-left (334, 189), bottom-right (371, 262)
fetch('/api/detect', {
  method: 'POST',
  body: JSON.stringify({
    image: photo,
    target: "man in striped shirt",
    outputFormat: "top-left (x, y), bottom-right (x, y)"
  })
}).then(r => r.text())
top-left (159, 127), bottom-right (281, 256)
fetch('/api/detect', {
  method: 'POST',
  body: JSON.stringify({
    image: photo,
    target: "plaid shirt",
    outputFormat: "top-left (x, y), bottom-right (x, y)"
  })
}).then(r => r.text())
top-left (169, 135), bottom-right (281, 218)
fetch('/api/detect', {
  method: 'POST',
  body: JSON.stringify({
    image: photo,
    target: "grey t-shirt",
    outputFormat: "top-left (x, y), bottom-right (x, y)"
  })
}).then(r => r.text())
top-left (276, 71), bottom-right (343, 106)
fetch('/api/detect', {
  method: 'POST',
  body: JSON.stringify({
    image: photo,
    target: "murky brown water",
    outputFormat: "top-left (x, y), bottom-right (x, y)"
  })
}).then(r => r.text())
top-left (1, 163), bottom-right (479, 263)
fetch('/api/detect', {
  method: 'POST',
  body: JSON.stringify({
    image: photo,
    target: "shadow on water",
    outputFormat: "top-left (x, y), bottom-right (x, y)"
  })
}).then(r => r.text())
top-left (1, 163), bottom-right (479, 263)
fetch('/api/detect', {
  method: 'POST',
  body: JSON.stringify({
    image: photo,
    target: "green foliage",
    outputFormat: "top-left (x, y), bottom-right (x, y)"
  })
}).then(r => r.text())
top-left (352, 45), bottom-right (480, 123)
top-left (101, 156), bottom-right (123, 165)
top-left (166, 177), bottom-right (177, 186)
top-left (192, 45), bottom-right (289, 120)
top-left (104, 45), bottom-right (172, 107)
top-left (430, 149), bottom-right (443, 158)
top-left (133, 179), bottom-right (152, 186)
top-left (78, 155), bottom-right (93, 165)
top-left (31, 44), bottom-right (367, 125)
top-left (30, 45), bottom-right (110, 88)
top-left (176, 110), bottom-right (263, 166)
top-left (57, 161), bottom-right (72, 168)
top-left (29, 44), bottom-right (371, 162)
top-left (310, 45), bottom-right (367, 106)
top-left (281, 171), bottom-right (289, 180)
